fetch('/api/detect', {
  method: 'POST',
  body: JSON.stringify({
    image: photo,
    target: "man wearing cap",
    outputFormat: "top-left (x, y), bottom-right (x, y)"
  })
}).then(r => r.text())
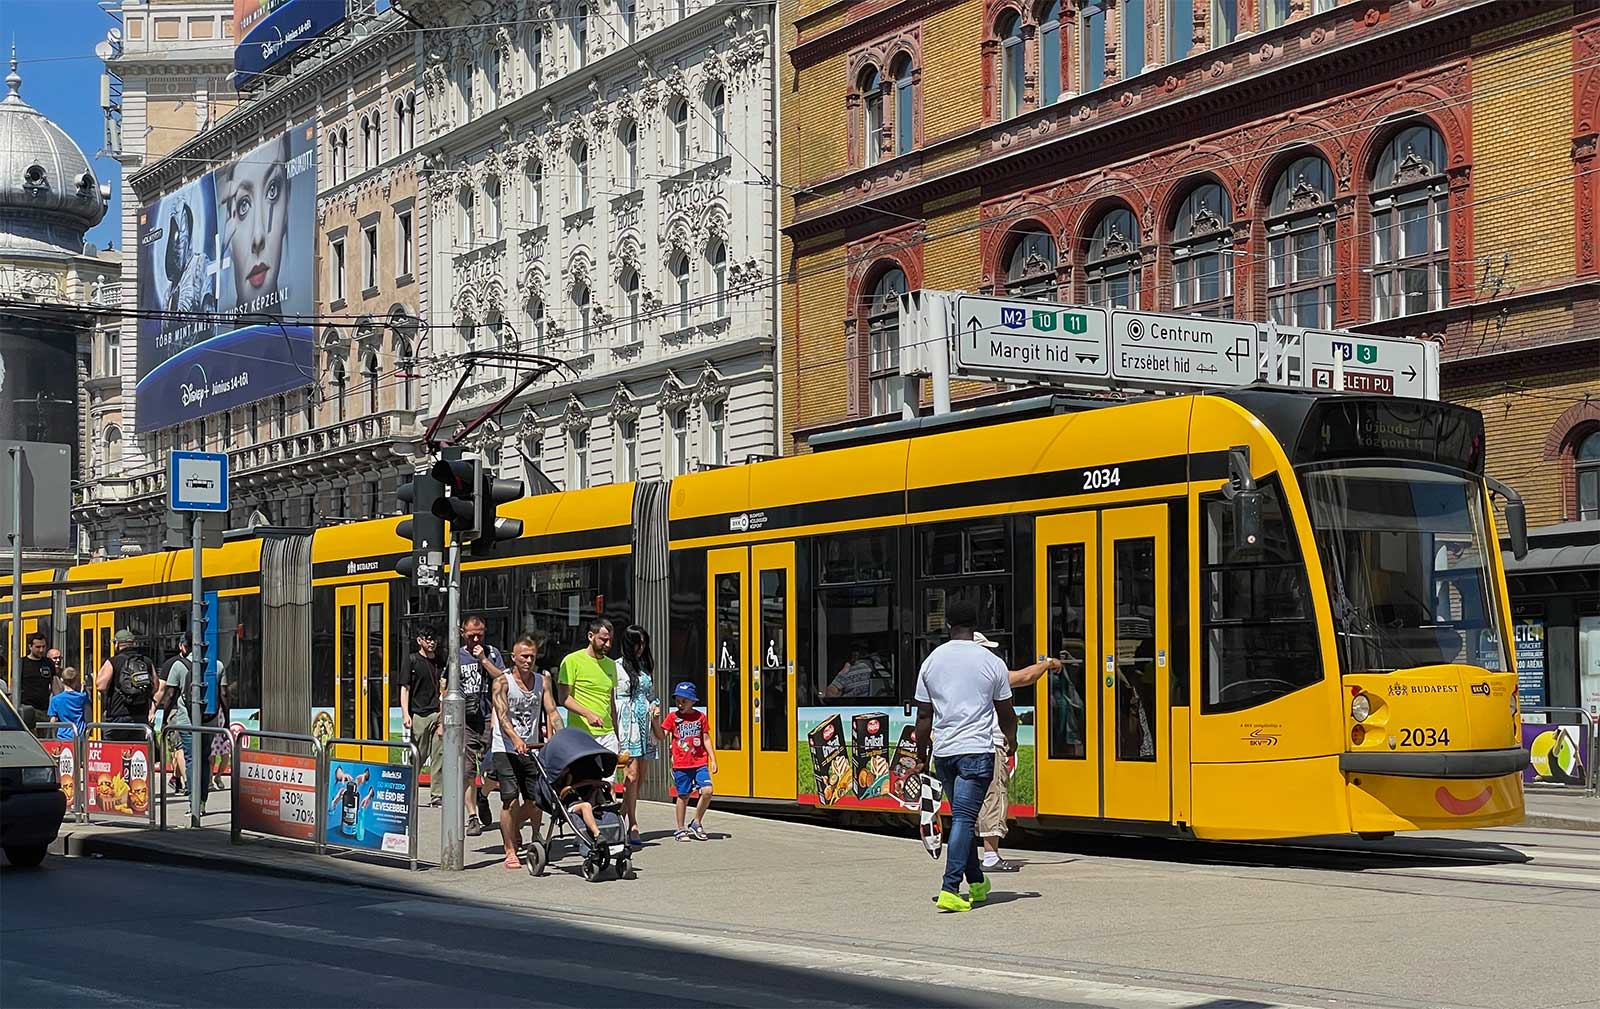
top-left (97, 629), bottom-right (159, 743)
top-left (968, 632), bottom-right (1061, 872)
top-left (657, 681), bottom-right (716, 841)
top-left (913, 598), bottom-right (1018, 912)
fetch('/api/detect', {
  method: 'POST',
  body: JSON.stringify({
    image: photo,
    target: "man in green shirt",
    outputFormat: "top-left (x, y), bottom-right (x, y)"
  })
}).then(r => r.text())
top-left (557, 617), bottom-right (620, 753)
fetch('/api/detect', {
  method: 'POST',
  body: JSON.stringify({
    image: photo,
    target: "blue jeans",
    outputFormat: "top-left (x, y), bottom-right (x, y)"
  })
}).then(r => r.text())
top-left (177, 728), bottom-right (210, 804)
top-left (934, 751), bottom-right (994, 895)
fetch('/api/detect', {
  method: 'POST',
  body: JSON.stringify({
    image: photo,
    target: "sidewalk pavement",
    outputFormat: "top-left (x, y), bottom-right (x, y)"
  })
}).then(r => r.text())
top-left (1522, 787), bottom-right (1600, 831)
top-left (45, 781), bottom-right (1600, 1009)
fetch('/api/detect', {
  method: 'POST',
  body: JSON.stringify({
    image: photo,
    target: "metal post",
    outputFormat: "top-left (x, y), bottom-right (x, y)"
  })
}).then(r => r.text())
top-left (189, 513), bottom-right (205, 829)
top-left (8, 445), bottom-right (22, 709)
top-left (440, 534), bottom-right (464, 871)
top-left (931, 294), bottom-right (952, 416)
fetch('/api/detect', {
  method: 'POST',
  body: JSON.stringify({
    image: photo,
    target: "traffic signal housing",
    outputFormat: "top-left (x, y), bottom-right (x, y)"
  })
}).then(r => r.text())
top-left (430, 455), bottom-right (481, 540)
top-left (471, 469), bottom-right (525, 556)
top-left (395, 473), bottom-right (445, 584)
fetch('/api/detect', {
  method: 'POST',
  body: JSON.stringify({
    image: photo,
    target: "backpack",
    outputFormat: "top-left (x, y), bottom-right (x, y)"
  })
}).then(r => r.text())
top-left (115, 651), bottom-right (156, 706)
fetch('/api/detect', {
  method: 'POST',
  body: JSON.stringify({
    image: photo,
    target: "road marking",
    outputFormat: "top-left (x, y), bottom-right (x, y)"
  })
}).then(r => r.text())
top-left (368, 898), bottom-right (1326, 1009)
top-left (1505, 848), bottom-right (1600, 865)
top-left (1379, 864), bottom-right (1600, 887)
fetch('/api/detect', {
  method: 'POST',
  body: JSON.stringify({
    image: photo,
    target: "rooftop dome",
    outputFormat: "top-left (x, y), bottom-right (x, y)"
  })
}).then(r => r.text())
top-left (0, 47), bottom-right (109, 261)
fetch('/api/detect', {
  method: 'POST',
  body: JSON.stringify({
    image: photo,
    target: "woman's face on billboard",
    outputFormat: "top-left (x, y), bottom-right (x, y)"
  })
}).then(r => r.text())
top-left (221, 143), bottom-right (289, 303)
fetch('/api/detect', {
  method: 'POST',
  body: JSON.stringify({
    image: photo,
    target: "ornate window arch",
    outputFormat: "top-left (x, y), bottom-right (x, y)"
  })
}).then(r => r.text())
top-left (859, 65), bottom-right (885, 166)
top-left (572, 283), bottom-right (592, 352)
top-left (620, 266), bottom-right (641, 342)
top-left (708, 241), bottom-right (728, 317)
top-left (1578, 428), bottom-right (1600, 521)
top-left (1170, 180), bottom-right (1233, 317)
top-left (1000, 226), bottom-right (1058, 300)
top-left (1083, 204), bottom-right (1141, 309)
top-left (1037, 0), bottom-right (1063, 106)
top-left (669, 98), bottom-right (690, 168)
top-left (1265, 152), bottom-right (1336, 328)
top-left (997, 11), bottom-right (1025, 121)
top-left (1371, 122), bottom-right (1449, 320)
top-left (706, 82), bottom-right (726, 159)
top-left (671, 252), bottom-right (692, 328)
top-left (620, 119), bottom-right (639, 190)
top-left (572, 141), bottom-right (590, 210)
top-left (892, 55), bottom-right (916, 156)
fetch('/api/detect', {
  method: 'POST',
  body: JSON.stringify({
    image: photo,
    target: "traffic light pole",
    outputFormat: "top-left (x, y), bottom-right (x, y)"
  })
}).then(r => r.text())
top-left (440, 533), bottom-right (465, 871)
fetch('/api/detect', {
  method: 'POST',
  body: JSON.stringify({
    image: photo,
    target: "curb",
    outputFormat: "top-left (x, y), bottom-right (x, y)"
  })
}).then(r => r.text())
top-left (1521, 813), bottom-right (1599, 832)
top-left (55, 829), bottom-right (439, 899)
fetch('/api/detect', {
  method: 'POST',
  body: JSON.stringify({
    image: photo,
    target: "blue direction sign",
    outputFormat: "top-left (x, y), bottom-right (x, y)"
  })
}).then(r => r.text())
top-left (169, 451), bottom-right (230, 512)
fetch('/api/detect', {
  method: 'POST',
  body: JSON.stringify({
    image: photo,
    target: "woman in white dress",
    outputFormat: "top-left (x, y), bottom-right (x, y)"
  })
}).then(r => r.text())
top-left (614, 624), bottom-right (660, 848)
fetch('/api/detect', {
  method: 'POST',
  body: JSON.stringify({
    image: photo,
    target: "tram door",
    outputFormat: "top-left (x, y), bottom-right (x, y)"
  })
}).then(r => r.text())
top-left (332, 584), bottom-right (391, 762)
top-left (80, 612), bottom-right (116, 721)
top-left (1036, 505), bottom-right (1171, 822)
top-left (706, 544), bottom-right (798, 800)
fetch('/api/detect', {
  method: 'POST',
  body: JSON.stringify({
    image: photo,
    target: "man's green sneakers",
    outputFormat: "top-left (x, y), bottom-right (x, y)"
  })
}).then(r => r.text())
top-left (935, 890), bottom-right (972, 912)
top-left (968, 878), bottom-right (992, 904)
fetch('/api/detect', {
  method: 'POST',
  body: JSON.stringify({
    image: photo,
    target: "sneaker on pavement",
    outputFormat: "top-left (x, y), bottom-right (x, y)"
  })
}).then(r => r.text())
top-left (689, 820), bottom-right (708, 840)
top-left (968, 878), bottom-right (992, 904)
top-left (466, 816), bottom-right (484, 837)
top-left (674, 829), bottom-right (693, 842)
top-left (935, 891), bottom-right (972, 913)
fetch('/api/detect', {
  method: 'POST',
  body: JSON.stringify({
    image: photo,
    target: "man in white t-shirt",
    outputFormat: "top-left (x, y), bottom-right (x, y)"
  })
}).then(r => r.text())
top-left (914, 599), bottom-right (1018, 913)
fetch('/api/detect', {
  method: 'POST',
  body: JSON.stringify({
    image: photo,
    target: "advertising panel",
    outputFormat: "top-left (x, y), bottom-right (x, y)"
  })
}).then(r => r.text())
top-left (1513, 618), bottom-right (1546, 709)
top-left (134, 122), bottom-right (317, 432)
top-left (234, 0), bottom-right (349, 90)
top-left (236, 749), bottom-right (318, 842)
top-left (1521, 722), bottom-right (1590, 787)
top-left (0, 318), bottom-right (80, 475)
top-left (84, 741), bottom-right (152, 818)
top-left (40, 740), bottom-right (76, 810)
top-left (324, 758), bottom-right (412, 855)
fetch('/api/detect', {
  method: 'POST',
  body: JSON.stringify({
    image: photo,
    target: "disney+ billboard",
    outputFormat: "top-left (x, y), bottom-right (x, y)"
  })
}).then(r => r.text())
top-left (233, 0), bottom-right (349, 90)
top-left (134, 122), bottom-right (317, 432)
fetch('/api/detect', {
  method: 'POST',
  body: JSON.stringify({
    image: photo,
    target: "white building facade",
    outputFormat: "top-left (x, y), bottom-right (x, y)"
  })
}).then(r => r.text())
top-left (412, 0), bottom-right (777, 488)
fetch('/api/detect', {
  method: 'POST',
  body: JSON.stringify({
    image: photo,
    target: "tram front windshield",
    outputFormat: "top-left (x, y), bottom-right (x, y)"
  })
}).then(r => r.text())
top-left (1302, 465), bottom-right (1507, 675)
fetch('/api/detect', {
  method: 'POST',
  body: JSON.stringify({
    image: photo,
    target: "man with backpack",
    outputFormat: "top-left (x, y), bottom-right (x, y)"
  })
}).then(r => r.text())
top-left (97, 629), bottom-right (157, 742)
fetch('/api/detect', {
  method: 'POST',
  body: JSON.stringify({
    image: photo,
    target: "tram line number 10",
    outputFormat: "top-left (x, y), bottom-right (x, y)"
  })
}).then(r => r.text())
top-left (1083, 467), bottom-right (1122, 491)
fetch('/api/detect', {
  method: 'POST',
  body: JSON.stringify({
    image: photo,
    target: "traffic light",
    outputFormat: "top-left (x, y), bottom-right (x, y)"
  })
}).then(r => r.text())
top-left (395, 473), bottom-right (445, 585)
top-left (471, 469), bottom-right (524, 557)
top-left (430, 454), bottom-right (482, 540)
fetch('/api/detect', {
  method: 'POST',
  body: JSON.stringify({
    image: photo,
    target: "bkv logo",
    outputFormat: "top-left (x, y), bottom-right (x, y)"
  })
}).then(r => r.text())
top-left (1470, 682), bottom-right (1492, 696)
top-left (1331, 340), bottom-right (1379, 365)
top-left (1001, 306), bottom-right (1089, 334)
top-left (729, 513), bottom-right (751, 533)
top-left (1243, 727), bottom-right (1281, 747)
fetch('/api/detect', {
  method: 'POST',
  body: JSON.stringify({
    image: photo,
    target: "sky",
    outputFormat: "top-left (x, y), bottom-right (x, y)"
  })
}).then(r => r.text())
top-left (0, 0), bottom-right (128, 250)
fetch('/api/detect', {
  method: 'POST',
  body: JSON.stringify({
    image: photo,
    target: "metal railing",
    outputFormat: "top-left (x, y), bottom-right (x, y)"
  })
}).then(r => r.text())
top-left (80, 722), bottom-right (163, 829)
top-left (1522, 706), bottom-right (1599, 798)
top-left (231, 729), bottom-right (324, 851)
top-left (323, 737), bottom-right (421, 871)
top-left (159, 724), bottom-right (236, 831)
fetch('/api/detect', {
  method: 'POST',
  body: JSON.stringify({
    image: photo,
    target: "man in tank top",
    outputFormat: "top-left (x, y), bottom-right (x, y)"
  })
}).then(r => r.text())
top-left (491, 633), bottom-right (562, 870)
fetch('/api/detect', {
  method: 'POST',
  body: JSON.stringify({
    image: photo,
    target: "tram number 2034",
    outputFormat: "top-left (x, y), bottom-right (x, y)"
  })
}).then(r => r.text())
top-left (1398, 726), bottom-right (1451, 747)
top-left (1083, 467), bottom-right (1122, 491)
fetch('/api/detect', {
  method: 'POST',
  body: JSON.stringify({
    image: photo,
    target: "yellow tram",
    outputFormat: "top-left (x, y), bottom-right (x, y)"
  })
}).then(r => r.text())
top-left (11, 387), bottom-right (1526, 840)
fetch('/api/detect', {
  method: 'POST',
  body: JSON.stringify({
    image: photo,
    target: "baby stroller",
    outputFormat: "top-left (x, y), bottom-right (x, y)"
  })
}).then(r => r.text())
top-left (525, 727), bottom-right (632, 881)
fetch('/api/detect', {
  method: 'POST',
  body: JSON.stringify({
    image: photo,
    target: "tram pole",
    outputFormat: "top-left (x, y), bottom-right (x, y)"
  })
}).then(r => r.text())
top-left (440, 533), bottom-right (464, 871)
top-left (7, 446), bottom-right (22, 709)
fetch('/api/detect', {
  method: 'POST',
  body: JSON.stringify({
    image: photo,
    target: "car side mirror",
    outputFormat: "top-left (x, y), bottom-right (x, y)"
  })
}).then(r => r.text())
top-left (1505, 498), bottom-right (1528, 561)
top-left (1223, 445), bottom-right (1263, 552)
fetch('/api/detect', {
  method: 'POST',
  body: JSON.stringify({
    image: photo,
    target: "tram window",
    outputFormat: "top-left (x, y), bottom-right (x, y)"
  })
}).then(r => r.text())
top-left (813, 531), bottom-right (898, 703)
top-left (311, 587), bottom-right (335, 708)
top-left (913, 519), bottom-right (1015, 673)
top-left (520, 560), bottom-right (601, 672)
top-left (1200, 480), bottom-right (1321, 714)
top-left (338, 606), bottom-right (357, 734)
top-left (598, 556), bottom-right (633, 635)
top-left (668, 550), bottom-right (708, 707)
top-left (759, 568), bottom-right (789, 752)
top-left (1045, 543), bottom-right (1088, 760)
top-left (215, 596), bottom-right (263, 711)
top-left (1114, 539), bottom-right (1158, 762)
top-left (713, 572), bottom-right (742, 749)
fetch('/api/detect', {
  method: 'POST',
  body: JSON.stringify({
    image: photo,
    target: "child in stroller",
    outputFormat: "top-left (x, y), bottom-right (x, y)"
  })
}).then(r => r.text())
top-left (526, 727), bottom-right (634, 881)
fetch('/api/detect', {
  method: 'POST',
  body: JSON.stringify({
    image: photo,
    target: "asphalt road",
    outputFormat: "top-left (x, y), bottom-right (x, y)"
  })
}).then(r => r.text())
top-left (0, 859), bottom-right (1180, 1009)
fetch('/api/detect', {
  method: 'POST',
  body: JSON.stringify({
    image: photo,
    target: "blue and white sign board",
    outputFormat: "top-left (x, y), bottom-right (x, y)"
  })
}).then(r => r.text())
top-left (170, 451), bottom-right (230, 512)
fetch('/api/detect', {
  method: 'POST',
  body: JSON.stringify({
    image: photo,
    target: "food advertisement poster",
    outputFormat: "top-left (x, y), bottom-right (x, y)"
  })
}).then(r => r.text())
top-left (796, 707), bottom-right (1037, 815)
top-left (134, 122), bottom-right (317, 431)
top-left (85, 741), bottom-right (151, 818)
top-left (325, 759), bottom-right (412, 855)
top-left (237, 749), bottom-right (318, 842)
top-left (41, 739), bottom-right (76, 810)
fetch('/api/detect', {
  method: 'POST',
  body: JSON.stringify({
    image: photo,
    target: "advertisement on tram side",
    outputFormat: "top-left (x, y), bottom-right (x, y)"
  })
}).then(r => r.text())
top-left (796, 707), bottom-right (1038, 815)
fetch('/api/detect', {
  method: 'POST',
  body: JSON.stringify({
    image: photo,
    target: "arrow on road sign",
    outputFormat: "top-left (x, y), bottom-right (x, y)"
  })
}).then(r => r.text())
top-left (1403, 365), bottom-right (1417, 382)
top-left (1077, 354), bottom-right (1099, 364)
top-left (1225, 344), bottom-right (1246, 365)
top-left (968, 316), bottom-right (981, 352)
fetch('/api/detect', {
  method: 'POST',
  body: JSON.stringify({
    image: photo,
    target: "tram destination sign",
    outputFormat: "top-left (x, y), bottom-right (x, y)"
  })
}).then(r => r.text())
top-left (952, 295), bottom-right (1109, 381)
top-left (1110, 311), bottom-right (1257, 389)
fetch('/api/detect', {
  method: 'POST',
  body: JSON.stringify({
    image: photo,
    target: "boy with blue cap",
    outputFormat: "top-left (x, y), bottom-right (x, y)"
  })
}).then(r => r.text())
top-left (656, 681), bottom-right (716, 841)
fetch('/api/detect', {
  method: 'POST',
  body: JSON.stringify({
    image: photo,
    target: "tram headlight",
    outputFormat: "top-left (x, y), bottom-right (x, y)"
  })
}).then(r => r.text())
top-left (1351, 693), bottom-right (1371, 724)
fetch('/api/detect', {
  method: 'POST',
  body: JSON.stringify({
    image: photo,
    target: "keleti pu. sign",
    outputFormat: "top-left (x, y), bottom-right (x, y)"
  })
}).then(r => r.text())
top-left (925, 292), bottom-right (1439, 400)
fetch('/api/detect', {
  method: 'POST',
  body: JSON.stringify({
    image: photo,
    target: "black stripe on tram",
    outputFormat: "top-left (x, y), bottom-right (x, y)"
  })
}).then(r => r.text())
top-left (311, 524), bottom-right (635, 581)
top-left (668, 490), bottom-right (904, 542)
top-left (67, 571), bottom-right (261, 607)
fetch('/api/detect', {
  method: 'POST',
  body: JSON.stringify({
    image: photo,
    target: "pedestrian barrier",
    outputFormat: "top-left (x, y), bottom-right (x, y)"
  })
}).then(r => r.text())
top-left (158, 724), bottom-right (235, 830)
top-left (1521, 706), bottom-right (1599, 798)
top-left (231, 729), bottom-right (324, 851)
top-left (322, 737), bottom-right (421, 872)
top-left (80, 722), bottom-right (163, 828)
top-left (31, 722), bottom-right (83, 820)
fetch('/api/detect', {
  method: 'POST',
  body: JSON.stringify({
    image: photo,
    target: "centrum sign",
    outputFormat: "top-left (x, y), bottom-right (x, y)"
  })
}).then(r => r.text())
top-left (1110, 311), bottom-right (1257, 388)
top-left (953, 295), bottom-right (1109, 380)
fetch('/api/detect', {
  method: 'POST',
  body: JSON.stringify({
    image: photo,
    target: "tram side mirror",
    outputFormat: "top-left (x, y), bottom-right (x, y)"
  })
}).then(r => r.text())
top-left (1224, 445), bottom-right (1263, 552)
top-left (1505, 498), bottom-right (1528, 560)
